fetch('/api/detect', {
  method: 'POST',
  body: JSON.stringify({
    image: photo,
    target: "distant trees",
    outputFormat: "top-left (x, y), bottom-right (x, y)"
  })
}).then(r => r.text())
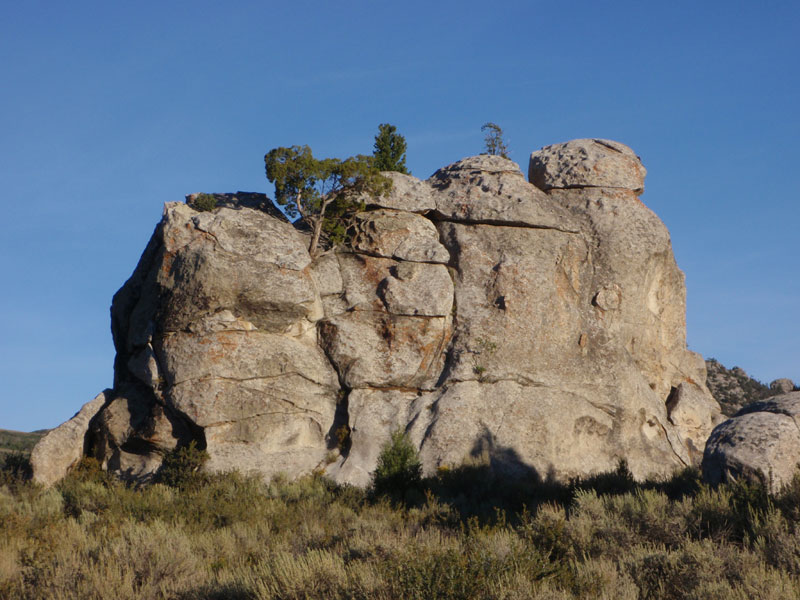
top-left (264, 145), bottom-right (391, 258)
top-left (481, 122), bottom-right (509, 159)
top-left (372, 123), bottom-right (409, 174)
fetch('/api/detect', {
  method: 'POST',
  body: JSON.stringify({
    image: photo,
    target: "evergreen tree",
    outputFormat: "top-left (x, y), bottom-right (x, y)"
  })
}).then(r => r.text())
top-left (372, 123), bottom-right (409, 174)
top-left (481, 122), bottom-right (510, 159)
top-left (371, 429), bottom-right (422, 500)
top-left (265, 145), bottom-right (391, 258)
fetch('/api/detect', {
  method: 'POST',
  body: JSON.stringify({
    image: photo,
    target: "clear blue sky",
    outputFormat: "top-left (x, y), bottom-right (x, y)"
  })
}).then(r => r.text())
top-left (2, 1), bottom-right (798, 431)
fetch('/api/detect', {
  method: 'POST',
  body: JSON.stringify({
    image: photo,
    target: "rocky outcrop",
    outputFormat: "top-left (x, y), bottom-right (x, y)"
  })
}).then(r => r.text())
top-left (705, 358), bottom-right (795, 416)
top-left (106, 204), bottom-right (338, 479)
top-left (771, 378), bottom-right (797, 395)
top-left (702, 392), bottom-right (800, 493)
top-left (34, 139), bottom-right (722, 486)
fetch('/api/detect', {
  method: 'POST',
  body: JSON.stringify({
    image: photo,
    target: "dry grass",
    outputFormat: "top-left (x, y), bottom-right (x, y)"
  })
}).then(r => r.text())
top-left (3, 454), bottom-right (800, 599)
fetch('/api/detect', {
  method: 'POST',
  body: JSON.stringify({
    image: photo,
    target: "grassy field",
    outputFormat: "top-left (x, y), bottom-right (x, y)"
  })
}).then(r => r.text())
top-left (3, 450), bottom-right (800, 599)
top-left (0, 429), bottom-right (45, 457)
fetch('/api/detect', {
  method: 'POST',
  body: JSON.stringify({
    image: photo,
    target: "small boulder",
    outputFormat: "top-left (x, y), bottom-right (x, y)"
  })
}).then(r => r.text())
top-left (529, 139), bottom-right (646, 193)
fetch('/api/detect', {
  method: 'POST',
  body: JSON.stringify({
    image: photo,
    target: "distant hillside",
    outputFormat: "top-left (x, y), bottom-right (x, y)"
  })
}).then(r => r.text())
top-left (0, 429), bottom-right (46, 457)
top-left (705, 358), bottom-right (798, 417)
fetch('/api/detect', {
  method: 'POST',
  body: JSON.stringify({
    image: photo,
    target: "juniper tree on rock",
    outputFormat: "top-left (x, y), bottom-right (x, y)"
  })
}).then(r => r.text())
top-left (265, 145), bottom-right (391, 258)
top-left (372, 123), bottom-right (409, 174)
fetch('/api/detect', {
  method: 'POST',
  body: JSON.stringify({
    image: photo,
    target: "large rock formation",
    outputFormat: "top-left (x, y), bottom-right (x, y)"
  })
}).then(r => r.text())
top-left (32, 138), bottom-right (722, 486)
top-left (702, 392), bottom-right (800, 493)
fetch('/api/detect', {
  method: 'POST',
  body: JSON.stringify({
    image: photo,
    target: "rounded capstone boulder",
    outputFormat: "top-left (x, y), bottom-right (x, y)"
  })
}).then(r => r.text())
top-left (529, 138), bottom-right (646, 193)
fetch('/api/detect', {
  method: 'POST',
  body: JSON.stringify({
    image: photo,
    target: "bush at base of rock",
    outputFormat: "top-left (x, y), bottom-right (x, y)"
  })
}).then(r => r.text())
top-left (155, 441), bottom-right (209, 489)
top-left (370, 429), bottom-right (422, 501)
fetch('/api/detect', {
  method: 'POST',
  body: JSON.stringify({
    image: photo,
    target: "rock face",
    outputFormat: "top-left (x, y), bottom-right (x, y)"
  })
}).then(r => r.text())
top-left (702, 392), bottom-right (800, 493)
top-left (30, 391), bottom-right (109, 486)
top-left (34, 139), bottom-right (721, 486)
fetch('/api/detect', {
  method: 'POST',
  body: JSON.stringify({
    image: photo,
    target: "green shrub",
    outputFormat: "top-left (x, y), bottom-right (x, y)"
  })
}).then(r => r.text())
top-left (372, 123), bottom-right (409, 174)
top-left (193, 193), bottom-right (218, 212)
top-left (1, 452), bottom-right (31, 481)
top-left (371, 429), bottom-right (422, 501)
top-left (335, 424), bottom-right (351, 453)
top-left (155, 441), bottom-right (209, 489)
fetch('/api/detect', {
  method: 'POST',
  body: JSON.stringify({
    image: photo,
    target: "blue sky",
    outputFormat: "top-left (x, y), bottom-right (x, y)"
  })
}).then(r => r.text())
top-left (1, 1), bottom-right (798, 431)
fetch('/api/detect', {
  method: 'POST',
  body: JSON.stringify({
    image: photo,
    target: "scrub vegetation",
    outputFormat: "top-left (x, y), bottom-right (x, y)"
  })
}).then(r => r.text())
top-left (0, 429), bottom-right (45, 458)
top-left (4, 447), bottom-right (800, 599)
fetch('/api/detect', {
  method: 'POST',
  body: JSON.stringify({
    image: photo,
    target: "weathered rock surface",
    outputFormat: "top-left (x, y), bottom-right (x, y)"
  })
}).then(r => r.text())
top-left (34, 139), bottom-right (721, 486)
top-left (351, 209), bottom-right (449, 264)
top-left (702, 392), bottom-right (800, 492)
top-left (529, 139), bottom-right (647, 193)
top-left (363, 171), bottom-right (437, 213)
top-left (666, 382), bottom-right (725, 462)
top-left (89, 383), bottom-right (187, 480)
top-left (77, 203), bottom-right (338, 484)
top-left (429, 156), bottom-right (580, 230)
top-left (30, 391), bottom-right (109, 486)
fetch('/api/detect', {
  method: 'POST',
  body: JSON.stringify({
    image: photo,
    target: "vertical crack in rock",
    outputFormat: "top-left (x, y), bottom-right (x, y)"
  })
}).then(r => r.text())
top-left (327, 389), bottom-right (352, 458)
top-left (658, 418), bottom-right (690, 468)
top-left (316, 313), bottom-right (351, 457)
top-left (429, 217), bottom-right (460, 388)
top-left (665, 386), bottom-right (680, 425)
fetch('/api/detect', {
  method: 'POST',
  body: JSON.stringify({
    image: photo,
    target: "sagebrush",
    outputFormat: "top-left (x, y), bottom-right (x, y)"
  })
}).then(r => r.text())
top-left (3, 454), bottom-right (800, 598)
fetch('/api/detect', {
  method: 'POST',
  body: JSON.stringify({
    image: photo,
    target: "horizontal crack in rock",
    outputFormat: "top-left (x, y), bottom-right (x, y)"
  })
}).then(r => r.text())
top-left (431, 216), bottom-right (580, 234)
top-left (170, 373), bottom-right (335, 388)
